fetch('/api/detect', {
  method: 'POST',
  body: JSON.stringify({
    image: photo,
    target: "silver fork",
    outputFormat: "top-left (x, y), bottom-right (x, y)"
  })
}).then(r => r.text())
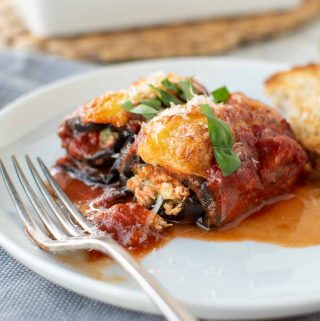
top-left (0, 156), bottom-right (198, 321)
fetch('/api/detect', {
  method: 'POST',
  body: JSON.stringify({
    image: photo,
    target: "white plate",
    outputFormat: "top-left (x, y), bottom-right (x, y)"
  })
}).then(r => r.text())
top-left (0, 57), bottom-right (319, 320)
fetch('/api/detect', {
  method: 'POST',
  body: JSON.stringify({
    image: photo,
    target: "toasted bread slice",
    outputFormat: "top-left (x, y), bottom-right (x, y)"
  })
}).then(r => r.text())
top-left (265, 64), bottom-right (320, 169)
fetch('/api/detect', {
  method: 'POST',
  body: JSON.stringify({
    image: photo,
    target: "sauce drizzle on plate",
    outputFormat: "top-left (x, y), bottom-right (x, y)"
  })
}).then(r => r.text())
top-left (54, 172), bottom-right (320, 251)
top-left (168, 180), bottom-right (320, 247)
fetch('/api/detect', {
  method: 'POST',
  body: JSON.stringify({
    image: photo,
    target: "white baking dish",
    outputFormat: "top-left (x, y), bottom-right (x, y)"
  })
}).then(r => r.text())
top-left (11, 0), bottom-right (301, 37)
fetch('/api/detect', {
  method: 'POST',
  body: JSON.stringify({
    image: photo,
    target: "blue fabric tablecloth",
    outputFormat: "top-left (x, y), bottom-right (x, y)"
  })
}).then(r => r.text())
top-left (0, 50), bottom-right (319, 321)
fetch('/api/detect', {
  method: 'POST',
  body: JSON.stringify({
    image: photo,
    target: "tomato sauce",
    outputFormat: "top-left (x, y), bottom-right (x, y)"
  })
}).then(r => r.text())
top-left (53, 171), bottom-right (167, 256)
top-left (168, 180), bottom-right (320, 247)
top-left (54, 172), bottom-right (320, 252)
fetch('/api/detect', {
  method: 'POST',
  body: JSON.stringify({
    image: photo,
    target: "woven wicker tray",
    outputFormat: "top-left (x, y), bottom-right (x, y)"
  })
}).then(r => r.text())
top-left (1, 0), bottom-right (320, 62)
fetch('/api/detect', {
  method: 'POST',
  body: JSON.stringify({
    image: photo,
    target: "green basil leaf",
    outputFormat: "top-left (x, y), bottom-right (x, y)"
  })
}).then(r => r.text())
top-left (140, 98), bottom-right (162, 109)
top-left (178, 79), bottom-right (195, 101)
top-left (149, 84), bottom-right (183, 106)
top-left (128, 104), bottom-right (159, 120)
top-left (214, 148), bottom-right (241, 177)
top-left (161, 78), bottom-right (179, 93)
top-left (122, 100), bottom-right (159, 120)
top-left (122, 100), bottom-right (134, 111)
top-left (200, 104), bottom-right (240, 176)
top-left (206, 111), bottom-right (234, 148)
top-left (211, 86), bottom-right (230, 103)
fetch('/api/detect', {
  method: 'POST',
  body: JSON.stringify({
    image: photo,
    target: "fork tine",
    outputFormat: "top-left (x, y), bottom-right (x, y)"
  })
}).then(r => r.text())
top-left (12, 156), bottom-right (65, 240)
top-left (0, 159), bottom-right (47, 240)
top-left (37, 157), bottom-right (95, 233)
top-left (26, 155), bottom-right (81, 237)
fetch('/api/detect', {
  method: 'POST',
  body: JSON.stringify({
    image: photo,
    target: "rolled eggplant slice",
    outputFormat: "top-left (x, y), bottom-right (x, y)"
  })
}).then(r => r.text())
top-left (58, 116), bottom-right (141, 167)
top-left (135, 93), bottom-right (308, 228)
top-left (56, 125), bottom-right (142, 186)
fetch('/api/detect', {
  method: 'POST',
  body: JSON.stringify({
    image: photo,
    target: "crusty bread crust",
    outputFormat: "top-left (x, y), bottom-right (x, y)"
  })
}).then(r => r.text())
top-left (265, 64), bottom-right (320, 162)
top-left (265, 63), bottom-right (320, 88)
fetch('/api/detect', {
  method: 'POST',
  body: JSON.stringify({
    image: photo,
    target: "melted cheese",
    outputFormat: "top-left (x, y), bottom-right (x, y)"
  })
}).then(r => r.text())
top-left (81, 72), bottom-right (200, 127)
top-left (128, 71), bottom-right (199, 102)
top-left (82, 91), bottom-right (130, 127)
top-left (137, 99), bottom-right (214, 178)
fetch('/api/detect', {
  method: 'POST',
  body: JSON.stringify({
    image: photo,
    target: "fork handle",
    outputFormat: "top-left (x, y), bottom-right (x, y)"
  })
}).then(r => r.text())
top-left (88, 237), bottom-right (198, 321)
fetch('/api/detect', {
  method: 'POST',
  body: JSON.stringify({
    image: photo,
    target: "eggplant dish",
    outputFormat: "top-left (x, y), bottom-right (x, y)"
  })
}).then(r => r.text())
top-left (54, 71), bottom-right (308, 249)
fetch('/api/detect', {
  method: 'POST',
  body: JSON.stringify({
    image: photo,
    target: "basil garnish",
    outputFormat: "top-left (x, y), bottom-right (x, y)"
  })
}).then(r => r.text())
top-left (211, 86), bottom-right (230, 103)
top-left (122, 77), bottom-right (196, 120)
top-left (161, 78), bottom-right (179, 93)
top-left (140, 98), bottom-right (162, 109)
top-left (122, 100), bottom-right (135, 111)
top-left (122, 101), bottom-right (158, 120)
top-left (149, 84), bottom-right (183, 106)
top-left (129, 105), bottom-right (158, 120)
top-left (200, 104), bottom-right (240, 176)
top-left (178, 79), bottom-right (195, 101)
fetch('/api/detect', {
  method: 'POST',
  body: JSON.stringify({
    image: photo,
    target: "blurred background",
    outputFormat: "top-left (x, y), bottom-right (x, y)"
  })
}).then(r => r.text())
top-left (0, 0), bottom-right (319, 64)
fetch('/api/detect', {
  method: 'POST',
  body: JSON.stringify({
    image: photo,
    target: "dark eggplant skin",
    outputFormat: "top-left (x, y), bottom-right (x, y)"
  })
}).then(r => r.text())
top-left (179, 176), bottom-right (219, 229)
top-left (66, 117), bottom-right (106, 133)
top-left (55, 157), bottom-right (112, 185)
top-left (56, 128), bottom-right (140, 186)
top-left (61, 115), bottom-right (142, 167)
top-left (158, 193), bottom-right (204, 224)
top-left (85, 130), bottom-right (132, 167)
top-left (85, 149), bottom-right (114, 167)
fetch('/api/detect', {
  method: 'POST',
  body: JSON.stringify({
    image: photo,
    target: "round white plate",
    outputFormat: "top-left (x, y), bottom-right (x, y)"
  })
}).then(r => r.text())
top-left (0, 58), bottom-right (319, 320)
